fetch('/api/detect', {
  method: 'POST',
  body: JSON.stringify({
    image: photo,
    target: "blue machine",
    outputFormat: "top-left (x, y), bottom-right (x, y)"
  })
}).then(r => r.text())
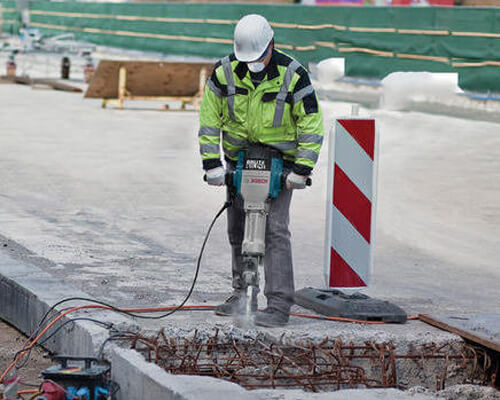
top-left (232, 146), bottom-right (284, 200)
top-left (41, 356), bottom-right (113, 400)
top-left (228, 145), bottom-right (286, 313)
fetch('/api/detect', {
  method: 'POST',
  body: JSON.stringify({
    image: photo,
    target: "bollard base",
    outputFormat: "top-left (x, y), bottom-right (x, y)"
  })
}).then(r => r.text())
top-left (295, 287), bottom-right (407, 323)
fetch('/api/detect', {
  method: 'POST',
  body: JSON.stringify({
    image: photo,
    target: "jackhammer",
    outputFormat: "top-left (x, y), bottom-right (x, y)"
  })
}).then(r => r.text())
top-left (209, 144), bottom-right (311, 318)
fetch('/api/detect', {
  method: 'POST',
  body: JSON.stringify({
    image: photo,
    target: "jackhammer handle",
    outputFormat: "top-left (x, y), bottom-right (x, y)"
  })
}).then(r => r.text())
top-left (281, 173), bottom-right (312, 188)
top-left (203, 172), bottom-right (310, 186)
top-left (202, 172), bottom-right (234, 184)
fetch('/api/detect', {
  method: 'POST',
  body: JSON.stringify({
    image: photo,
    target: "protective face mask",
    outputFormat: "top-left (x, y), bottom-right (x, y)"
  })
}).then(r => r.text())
top-left (247, 62), bottom-right (266, 73)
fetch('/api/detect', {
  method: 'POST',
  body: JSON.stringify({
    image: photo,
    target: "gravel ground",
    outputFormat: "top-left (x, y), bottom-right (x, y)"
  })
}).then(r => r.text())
top-left (0, 319), bottom-right (52, 393)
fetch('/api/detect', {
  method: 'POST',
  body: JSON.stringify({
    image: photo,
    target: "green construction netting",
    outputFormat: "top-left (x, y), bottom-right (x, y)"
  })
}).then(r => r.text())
top-left (1, 0), bottom-right (19, 35)
top-left (1, 1), bottom-right (499, 93)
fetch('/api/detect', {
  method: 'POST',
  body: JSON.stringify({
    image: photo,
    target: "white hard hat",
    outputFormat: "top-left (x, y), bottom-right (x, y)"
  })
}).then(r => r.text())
top-left (234, 14), bottom-right (274, 62)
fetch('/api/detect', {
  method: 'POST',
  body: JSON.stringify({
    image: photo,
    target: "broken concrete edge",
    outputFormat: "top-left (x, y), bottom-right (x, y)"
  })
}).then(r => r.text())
top-left (0, 252), bottom-right (109, 357)
top-left (110, 347), bottom-right (259, 400)
top-left (0, 250), bottom-right (262, 400)
top-left (0, 245), bottom-right (493, 400)
top-left (0, 248), bottom-right (337, 400)
top-left (111, 347), bottom-right (454, 400)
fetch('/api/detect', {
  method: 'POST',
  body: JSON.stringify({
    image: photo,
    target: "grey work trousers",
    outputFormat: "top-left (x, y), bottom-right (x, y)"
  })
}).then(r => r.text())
top-left (227, 187), bottom-right (294, 314)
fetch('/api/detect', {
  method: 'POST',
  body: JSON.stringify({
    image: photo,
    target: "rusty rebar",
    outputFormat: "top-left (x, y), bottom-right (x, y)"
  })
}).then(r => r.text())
top-left (128, 330), bottom-right (490, 391)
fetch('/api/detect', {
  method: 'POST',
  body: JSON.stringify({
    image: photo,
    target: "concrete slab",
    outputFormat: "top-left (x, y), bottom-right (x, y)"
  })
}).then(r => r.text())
top-left (1, 244), bottom-right (474, 400)
top-left (112, 347), bottom-right (256, 400)
top-left (0, 250), bottom-right (262, 400)
top-left (0, 84), bottom-right (498, 318)
top-left (0, 251), bottom-right (120, 356)
top-left (0, 51), bottom-right (499, 399)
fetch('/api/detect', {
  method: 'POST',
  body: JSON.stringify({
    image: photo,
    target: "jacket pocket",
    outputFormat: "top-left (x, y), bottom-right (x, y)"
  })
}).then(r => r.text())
top-left (221, 86), bottom-right (248, 124)
top-left (260, 91), bottom-right (294, 129)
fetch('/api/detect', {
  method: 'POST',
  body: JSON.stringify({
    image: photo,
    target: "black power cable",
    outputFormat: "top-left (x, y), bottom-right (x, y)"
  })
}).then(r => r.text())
top-left (13, 305), bottom-right (84, 371)
top-left (12, 201), bottom-right (230, 368)
top-left (97, 333), bottom-right (137, 360)
top-left (14, 318), bottom-right (115, 370)
top-left (41, 201), bottom-right (229, 320)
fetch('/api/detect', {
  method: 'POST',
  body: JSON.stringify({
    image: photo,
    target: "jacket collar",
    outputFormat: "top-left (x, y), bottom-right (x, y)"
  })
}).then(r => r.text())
top-left (234, 49), bottom-right (280, 83)
top-left (266, 49), bottom-right (280, 81)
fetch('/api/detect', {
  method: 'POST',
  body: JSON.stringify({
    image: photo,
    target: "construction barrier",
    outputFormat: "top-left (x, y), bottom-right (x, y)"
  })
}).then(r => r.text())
top-left (324, 117), bottom-right (378, 288)
top-left (1, 1), bottom-right (500, 93)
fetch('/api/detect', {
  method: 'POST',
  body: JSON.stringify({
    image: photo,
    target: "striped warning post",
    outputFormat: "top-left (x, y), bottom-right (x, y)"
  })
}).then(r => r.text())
top-left (324, 118), bottom-right (379, 289)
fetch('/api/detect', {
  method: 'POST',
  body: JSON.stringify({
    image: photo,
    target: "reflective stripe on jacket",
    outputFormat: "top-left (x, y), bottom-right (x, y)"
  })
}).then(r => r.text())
top-left (198, 49), bottom-right (323, 176)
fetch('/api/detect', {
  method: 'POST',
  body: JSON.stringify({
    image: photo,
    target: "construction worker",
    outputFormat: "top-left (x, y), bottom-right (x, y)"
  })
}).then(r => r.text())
top-left (198, 14), bottom-right (323, 327)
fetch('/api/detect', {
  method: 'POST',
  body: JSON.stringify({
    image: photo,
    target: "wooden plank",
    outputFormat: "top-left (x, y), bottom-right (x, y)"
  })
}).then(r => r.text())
top-left (126, 96), bottom-right (198, 101)
top-left (419, 314), bottom-right (500, 353)
top-left (84, 60), bottom-right (213, 99)
top-left (35, 79), bottom-right (83, 93)
top-left (0, 76), bottom-right (82, 92)
top-left (0, 75), bottom-right (33, 85)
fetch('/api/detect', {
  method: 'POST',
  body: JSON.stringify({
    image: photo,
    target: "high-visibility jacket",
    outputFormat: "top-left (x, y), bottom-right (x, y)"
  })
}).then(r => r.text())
top-left (198, 49), bottom-right (323, 176)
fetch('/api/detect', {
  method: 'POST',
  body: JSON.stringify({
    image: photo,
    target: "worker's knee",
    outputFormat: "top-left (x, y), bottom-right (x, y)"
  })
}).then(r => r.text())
top-left (228, 235), bottom-right (243, 246)
top-left (266, 223), bottom-right (291, 243)
top-left (228, 228), bottom-right (244, 245)
top-left (227, 214), bottom-right (244, 245)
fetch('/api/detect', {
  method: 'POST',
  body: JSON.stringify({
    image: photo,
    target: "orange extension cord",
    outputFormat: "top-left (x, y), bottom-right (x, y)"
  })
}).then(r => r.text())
top-left (0, 303), bottom-right (419, 385)
top-left (17, 389), bottom-right (41, 395)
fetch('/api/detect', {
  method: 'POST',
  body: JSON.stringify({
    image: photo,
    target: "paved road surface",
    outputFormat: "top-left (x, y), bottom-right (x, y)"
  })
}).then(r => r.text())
top-left (0, 84), bottom-right (498, 318)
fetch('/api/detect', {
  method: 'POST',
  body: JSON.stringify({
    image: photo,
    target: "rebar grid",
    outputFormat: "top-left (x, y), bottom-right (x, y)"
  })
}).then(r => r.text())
top-left (129, 329), bottom-right (491, 391)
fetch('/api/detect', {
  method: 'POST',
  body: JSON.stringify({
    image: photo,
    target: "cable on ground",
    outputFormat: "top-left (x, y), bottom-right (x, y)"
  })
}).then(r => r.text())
top-left (0, 199), bottom-right (419, 385)
top-left (1, 201), bottom-right (230, 383)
